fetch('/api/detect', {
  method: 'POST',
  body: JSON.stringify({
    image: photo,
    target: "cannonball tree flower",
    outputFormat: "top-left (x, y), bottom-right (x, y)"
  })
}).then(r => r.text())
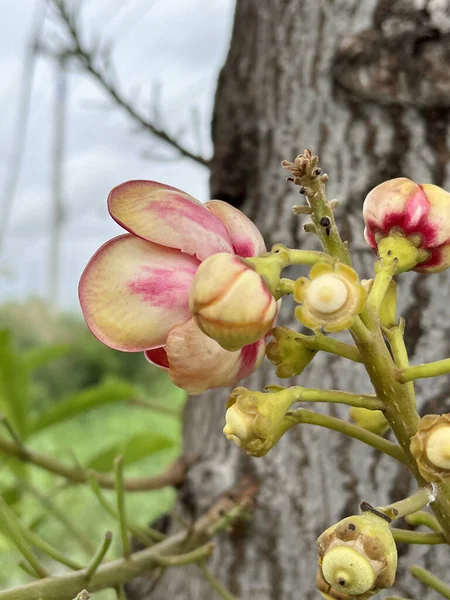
top-left (78, 180), bottom-right (270, 395)
top-left (363, 177), bottom-right (450, 273)
top-left (294, 263), bottom-right (366, 332)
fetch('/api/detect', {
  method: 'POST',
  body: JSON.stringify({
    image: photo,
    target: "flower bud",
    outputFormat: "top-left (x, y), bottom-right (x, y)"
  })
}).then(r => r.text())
top-left (266, 327), bottom-right (318, 378)
top-left (349, 407), bottom-right (389, 436)
top-left (317, 511), bottom-right (397, 599)
top-left (294, 263), bottom-right (366, 332)
top-left (363, 178), bottom-right (450, 274)
top-left (410, 413), bottom-right (450, 481)
top-left (189, 253), bottom-right (277, 352)
top-left (223, 387), bottom-right (294, 457)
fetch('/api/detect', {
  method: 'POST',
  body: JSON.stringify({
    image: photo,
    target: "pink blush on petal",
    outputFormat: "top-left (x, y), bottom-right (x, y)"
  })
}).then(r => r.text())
top-left (151, 195), bottom-right (231, 242)
top-left (128, 266), bottom-right (197, 309)
top-left (404, 187), bottom-right (430, 229)
top-left (233, 240), bottom-right (255, 258)
top-left (236, 341), bottom-right (261, 381)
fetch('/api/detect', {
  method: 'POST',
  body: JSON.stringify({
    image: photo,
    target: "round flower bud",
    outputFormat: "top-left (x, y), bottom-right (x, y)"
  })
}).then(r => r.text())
top-left (189, 253), bottom-right (277, 352)
top-left (349, 407), bottom-right (389, 436)
top-left (294, 263), bottom-right (366, 332)
top-left (316, 511), bottom-right (397, 599)
top-left (223, 386), bottom-right (294, 457)
top-left (266, 327), bottom-right (317, 378)
top-left (410, 413), bottom-right (450, 481)
top-left (363, 178), bottom-right (450, 273)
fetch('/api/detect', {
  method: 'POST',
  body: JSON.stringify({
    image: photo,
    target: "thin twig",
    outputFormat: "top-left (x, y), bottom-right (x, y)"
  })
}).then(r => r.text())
top-left (47, 0), bottom-right (210, 167)
top-left (0, 435), bottom-right (187, 491)
top-left (198, 562), bottom-right (240, 600)
top-left (86, 532), bottom-right (113, 580)
top-left (0, 476), bottom-right (258, 600)
top-left (88, 474), bottom-right (163, 544)
top-left (114, 457), bottom-right (130, 558)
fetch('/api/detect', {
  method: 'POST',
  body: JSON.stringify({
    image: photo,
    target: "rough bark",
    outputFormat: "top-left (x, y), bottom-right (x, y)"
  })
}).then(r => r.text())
top-left (128, 1), bottom-right (450, 598)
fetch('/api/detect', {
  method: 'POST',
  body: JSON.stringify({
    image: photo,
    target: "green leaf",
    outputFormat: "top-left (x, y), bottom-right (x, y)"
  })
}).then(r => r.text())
top-left (30, 378), bottom-right (137, 435)
top-left (23, 344), bottom-right (71, 371)
top-left (0, 330), bottom-right (30, 437)
top-left (87, 432), bottom-right (174, 472)
top-left (1, 486), bottom-right (21, 506)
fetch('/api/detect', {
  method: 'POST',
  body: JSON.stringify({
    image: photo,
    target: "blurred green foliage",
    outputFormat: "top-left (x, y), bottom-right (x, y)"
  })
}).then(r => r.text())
top-left (0, 299), bottom-right (186, 598)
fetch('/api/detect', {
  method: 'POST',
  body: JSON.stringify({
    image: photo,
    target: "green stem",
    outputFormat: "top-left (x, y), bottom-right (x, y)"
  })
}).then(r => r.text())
top-left (283, 248), bottom-right (335, 266)
top-left (0, 435), bottom-right (186, 491)
top-left (410, 566), bottom-right (450, 599)
top-left (297, 334), bottom-right (362, 362)
top-left (367, 260), bottom-right (396, 315)
top-left (386, 321), bottom-right (415, 398)
top-left (88, 474), bottom-right (162, 544)
top-left (0, 484), bottom-right (250, 600)
top-left (290, 386), bottom-right (383, 410)
top-left (277, 278), bottom-right (295, 296)
top-left (18, 480), bottom-right (96, 555)
top-left (4, 502), bottom-right (83, 570)
top-left (0, 500), bottom-right (49, 579)
top-left (283, 151), bottom-right (351, 264)
top-left (198, 562), bottom-right (240, 600)
top-left (0, 414), bottom-right (25, 449)
top-left (378, 487), bottom-right (433, 520)
top-left (114, 457), bottom-right (130, 558)
top-left (352, 306), bottom-right (450, 540)
top-left (86, 532), bottom-right (113, 580)
top-left (285, 409), bottom-right (406, 463)
top-left (398, 358), bottom-right (450, 383)
top-left (391, 528), bottom-right (445, 544)
top-left (405, 510), bottom-right (441, 532)
top-left (18, 562), bottom-right (40, 580)
top-left (155, 542), bottom-right (214, 567)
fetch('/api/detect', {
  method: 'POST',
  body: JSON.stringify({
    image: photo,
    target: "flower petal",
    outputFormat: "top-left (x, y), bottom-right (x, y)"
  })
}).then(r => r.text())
top-left (161, 318), bottom-right (265, 395)
top-left (79, 234), bottom-right (199, 352)
top-left (205, 200), bottom-right (266, 257)
top-left (108, 181), bottom-right (233, 260)
top-left (144, 346), bottom-right (169, 369)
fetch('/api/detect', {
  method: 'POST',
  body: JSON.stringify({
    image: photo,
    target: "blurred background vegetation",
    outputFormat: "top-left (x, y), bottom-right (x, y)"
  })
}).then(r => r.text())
top-left (0, 300), bottom-right (185, 598)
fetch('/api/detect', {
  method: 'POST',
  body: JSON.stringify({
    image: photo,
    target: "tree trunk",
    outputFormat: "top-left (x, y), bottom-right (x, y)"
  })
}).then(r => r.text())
top-left (128, 1), bottom-right (450, 598)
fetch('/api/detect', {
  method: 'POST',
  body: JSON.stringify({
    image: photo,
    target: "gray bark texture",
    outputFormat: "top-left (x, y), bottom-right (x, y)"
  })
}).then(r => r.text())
top-left (128, 0), bottom-right (450, 598)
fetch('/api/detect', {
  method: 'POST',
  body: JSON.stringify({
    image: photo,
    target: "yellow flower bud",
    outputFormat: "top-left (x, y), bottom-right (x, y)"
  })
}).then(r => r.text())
top-left (317, 511), bottom-right (397, 599)
top-left (223, 387), bottom-right (294, 457)
top-left (349, 407), bottom-right (389, 436)
top-left (410, 413), bottom-right (450, 481)
top-left (189, 253), bottom-right (277, 352)
top-left (294, 263), bottom-right (366, 332)
top-left (266, 327), bottom-right (317, 378)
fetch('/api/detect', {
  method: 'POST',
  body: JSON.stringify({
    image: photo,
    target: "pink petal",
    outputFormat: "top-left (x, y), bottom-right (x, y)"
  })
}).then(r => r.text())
top-left (79, 234), bottom-right (199, 352)
top-left (205, 200), bottom-right (266, 257)
top-left (108, 181), bottom-right (233, 260)
top-left (160, 319), bottom-right (265, 395)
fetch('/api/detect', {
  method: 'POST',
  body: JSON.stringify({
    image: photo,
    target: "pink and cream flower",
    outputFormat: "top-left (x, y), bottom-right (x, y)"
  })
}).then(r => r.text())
top-left (363, 177), bottom-right (450, 273)
top-left (79, 180), bottom-right (270, 395)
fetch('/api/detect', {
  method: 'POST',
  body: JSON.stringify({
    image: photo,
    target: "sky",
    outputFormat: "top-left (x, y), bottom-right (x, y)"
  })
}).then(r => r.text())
top-left (0, 0), bottom-right (235, 310)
